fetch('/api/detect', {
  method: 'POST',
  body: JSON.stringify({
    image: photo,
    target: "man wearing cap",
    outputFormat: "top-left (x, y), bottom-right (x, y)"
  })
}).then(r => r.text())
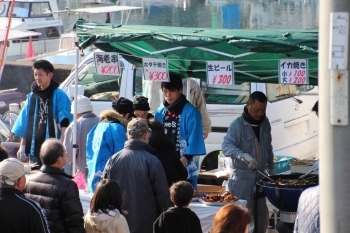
top-left (103, 118), bottom-right (172, 233)
top-left (0, 158), bottom-right (50, 233)
top-left (155, 73), bottom-right (206, 189)
top-left (133, 95), bottom-right (154, 119)
top-left (63, 95), bottom-right (99, 175)
top-left (24, 138), bottom-right (85, 233)
top-left (86, 97), bottom-right (134, 192)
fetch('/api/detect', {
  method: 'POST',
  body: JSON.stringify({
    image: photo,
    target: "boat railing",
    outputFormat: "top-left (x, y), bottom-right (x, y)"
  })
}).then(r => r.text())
top-left (7, 38), bottom-right (60, 60)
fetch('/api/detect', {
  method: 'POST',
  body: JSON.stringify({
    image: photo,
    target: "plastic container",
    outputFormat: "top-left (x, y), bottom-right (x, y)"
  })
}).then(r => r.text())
top-left (273, 155), bottom-right (294, 174)
top-left (218, 151), bottom-right (225, 171)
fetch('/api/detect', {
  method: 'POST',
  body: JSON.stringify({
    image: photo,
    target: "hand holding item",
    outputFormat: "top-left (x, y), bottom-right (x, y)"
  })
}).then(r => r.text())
top-left (266, 168), bottom-right (276, 176)
top-left (17, 145), bottom-right (28, 162)
top-left (243, 153), bottom-right (258, 171)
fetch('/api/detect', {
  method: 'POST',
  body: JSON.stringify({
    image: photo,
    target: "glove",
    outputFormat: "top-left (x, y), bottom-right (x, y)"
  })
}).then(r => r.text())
top-left (17, 145), bottom-right (28, 162)
top-left (266, 168), bottom-right (276, 176)
top-left (243, 153), bottom-right (258, 171)
top-left (312, 161), bottom-right (319, 171)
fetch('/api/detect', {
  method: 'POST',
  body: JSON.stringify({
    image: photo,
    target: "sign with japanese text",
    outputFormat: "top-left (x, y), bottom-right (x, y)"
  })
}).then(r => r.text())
top-left (94, 52), bottom-right (120, 76)
top-left (279, 59), bottom-right (309, 84)
top-left (206, 61), bottom-right (234, 85)
top-left (142, 58), bottom-right (169, 82)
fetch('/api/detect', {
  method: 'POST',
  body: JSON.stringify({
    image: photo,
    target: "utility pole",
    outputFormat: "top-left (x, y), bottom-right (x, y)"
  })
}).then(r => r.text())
top-left (319, 0), bottom-right (350, 232)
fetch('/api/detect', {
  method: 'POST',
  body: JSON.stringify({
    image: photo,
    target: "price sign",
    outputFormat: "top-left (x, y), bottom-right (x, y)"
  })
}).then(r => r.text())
top-left (279, 59), bottom-right (309, 84)
top-left (206, 61), bottom-right (234, 85)
top-left (142, 58), bottom-right (169, 82)
top-left (94, 52), bottom-right (120, 76)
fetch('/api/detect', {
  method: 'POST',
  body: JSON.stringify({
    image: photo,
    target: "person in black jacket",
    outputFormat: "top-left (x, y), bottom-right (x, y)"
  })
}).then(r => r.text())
top-left (153, 181), bottom-right (202, 233)
top-left (148, 119), bottom-right (188, 187)
top-left (24, 138), bottom-right (85, 233)
top-left (0, 158), bottom-right (50, 233)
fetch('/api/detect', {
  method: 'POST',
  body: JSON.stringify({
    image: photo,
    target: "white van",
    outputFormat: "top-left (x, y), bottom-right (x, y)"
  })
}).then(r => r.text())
top-left (60, 51), bottom-right (319, 170)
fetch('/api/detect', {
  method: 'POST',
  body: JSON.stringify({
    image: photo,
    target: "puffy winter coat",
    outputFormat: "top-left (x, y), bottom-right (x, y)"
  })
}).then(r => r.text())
top-left (84, 209), bottom-right (130, 233)
top-left (294, 186), bottom-right (320, 233)
top-left (24, 165), bottom-right (85, 233)
top-left (103, 139), bottom-right (172, 233)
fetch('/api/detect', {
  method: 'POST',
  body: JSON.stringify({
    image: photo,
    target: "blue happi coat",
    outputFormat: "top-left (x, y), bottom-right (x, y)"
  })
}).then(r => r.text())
top-left (155, 102), bottom-right (206, 189)
top-left (86, 110), bottom-right (128, 192)
top-left (12, 88), bottom-right (72, 156)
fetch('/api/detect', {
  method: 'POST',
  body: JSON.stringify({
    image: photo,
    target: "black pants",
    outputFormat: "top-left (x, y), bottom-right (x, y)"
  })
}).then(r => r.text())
top-left (276, 221), bottom-right (294, 233)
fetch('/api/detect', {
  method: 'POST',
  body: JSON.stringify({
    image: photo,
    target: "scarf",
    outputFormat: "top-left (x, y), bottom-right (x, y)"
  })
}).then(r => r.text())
top-left (163, 94), bottom-right (188, 116)
top-left (163, 94), bottom-right (188, 157)
top-left (25, 80), bottom-right (58, 155)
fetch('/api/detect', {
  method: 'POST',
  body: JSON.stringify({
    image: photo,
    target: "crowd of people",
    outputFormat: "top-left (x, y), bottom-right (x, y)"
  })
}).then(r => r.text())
top-left (0, 59), bottom-right (320, 233)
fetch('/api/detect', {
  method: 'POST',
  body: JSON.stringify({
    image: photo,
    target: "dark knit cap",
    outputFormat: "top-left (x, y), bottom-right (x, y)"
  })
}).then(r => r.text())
top-left (133, 96), bottom-right (150, 111)
top-left (112, 97), bottom-right (134, 115)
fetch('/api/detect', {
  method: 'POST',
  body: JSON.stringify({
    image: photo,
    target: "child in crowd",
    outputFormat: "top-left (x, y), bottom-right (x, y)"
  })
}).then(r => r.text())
top-left (211, 203), bottom-right (251, 233)
top-left (84, 179), bottom-right (130, 233)
top-left (153, 181), bottom-right (202, 233)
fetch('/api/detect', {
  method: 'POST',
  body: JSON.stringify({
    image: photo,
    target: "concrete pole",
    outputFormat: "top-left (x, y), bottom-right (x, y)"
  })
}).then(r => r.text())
top-left (319, 0), bottom-right (350, 232)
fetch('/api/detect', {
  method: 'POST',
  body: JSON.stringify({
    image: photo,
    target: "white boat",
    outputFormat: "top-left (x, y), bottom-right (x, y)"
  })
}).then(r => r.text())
top-left (0, 0), bottom-right (141, 60)
top-left (0, 0), bottom-right (62, 60)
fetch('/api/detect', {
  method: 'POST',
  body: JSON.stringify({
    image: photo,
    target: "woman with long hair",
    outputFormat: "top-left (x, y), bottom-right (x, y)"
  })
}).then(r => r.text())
top-left (84, 179), bottom-right (130, 233)
top-left (212, 203), bottom-right (252, 233)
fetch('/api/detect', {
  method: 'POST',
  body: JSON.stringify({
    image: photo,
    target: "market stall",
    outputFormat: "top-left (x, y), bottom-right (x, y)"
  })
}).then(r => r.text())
top-left (79, 189), bottom-right (247, 233)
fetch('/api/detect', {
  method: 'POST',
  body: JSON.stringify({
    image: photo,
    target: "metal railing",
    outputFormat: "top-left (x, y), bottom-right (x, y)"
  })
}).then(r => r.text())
top-left (6, 38), bottom-right (60, 60)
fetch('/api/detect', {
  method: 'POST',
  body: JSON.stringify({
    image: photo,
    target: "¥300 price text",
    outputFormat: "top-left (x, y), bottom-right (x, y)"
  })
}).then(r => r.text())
top-left (212, 74), bottom-right (232, 85)
top-left (149, 71), bottom-right (168, 81)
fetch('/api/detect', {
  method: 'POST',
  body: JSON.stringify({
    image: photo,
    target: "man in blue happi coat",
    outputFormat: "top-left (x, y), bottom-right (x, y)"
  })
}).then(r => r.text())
top-left (12, 60), bottom-right (72, 167)
top-left (155, 73), bottom-right (206, 189)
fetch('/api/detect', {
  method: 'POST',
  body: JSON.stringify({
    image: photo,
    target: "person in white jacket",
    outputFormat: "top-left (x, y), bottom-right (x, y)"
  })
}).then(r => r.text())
top-left (63, 95), bottom-right (99, 176)
top-left (84, 179), bottom-right (130, 233)
top-left (182, 78), bottom-right (211, 139)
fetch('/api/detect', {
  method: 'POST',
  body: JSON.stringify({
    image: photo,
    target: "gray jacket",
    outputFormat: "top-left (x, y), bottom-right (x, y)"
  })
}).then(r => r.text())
top-left (294, 186), bottom-right (320, 233)
top-left (63, 112), bottom-right (99, 172)
top-left (222, 115), bottom-right (274, 174)
top-left (103, 140), bottom-right (172, 233)
top-left (222, 115), bottom-right (274, 228)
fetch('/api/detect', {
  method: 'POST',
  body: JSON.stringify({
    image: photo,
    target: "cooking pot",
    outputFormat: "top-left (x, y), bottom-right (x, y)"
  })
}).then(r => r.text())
top-left (257, 174), bottom-right (318, 212)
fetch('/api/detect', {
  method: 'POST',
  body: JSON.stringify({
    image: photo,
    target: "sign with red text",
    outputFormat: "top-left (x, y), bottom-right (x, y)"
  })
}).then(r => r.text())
top-left (206, 61), bottom-right (234, 85)
top-left (142, 58), bottom-right (169, 82)
top-left (279, 59), bottom-right (309, 84)
top-left (94, 52), bottom-right (120, 76)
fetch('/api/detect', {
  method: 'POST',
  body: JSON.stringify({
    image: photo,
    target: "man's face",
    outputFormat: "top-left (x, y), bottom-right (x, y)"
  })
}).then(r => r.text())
top-left (162, 88), bottom-right (182, 105)
top-left (134, 110), bottom-right (148, 120)
top-left (34, 68), bottom-right (52, 90)
top-left (247, 100), bottom-right (267, 121)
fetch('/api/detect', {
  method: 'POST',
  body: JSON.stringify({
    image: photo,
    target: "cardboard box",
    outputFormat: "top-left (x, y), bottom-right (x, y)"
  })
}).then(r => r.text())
top-left (197, 185), bottom-right (225, 194)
